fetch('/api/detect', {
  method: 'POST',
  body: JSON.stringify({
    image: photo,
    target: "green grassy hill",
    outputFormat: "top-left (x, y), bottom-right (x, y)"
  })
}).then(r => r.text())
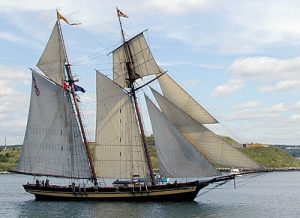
top-left (239, 146), bottom-right (300, 168)
top-left (0, 147), bottom-right (21, 171)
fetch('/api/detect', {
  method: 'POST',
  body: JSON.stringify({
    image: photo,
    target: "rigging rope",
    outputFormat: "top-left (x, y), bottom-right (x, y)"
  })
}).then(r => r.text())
top-left (235, 172), bottom-right (270, 188)
top-left (196, 179), bottom-right (233, 197)
top-left (197, 172), bottom-right (270, 198)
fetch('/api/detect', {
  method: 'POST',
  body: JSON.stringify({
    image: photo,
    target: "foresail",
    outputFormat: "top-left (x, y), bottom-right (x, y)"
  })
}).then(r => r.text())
top-left (113, 32), bottom-right (161, 87)
top-left (145, 94), bottom-right (219, 178)
top-left (95, 71), bottom-right (148, 179)
top-left (17, 71), bottom-right (92, 178)
top-left (158, 73), bottom-right (218, 124)
top-left (36, 21), bottom-right (66, 86)
top-left (151, 88), bottom-right (261, 170)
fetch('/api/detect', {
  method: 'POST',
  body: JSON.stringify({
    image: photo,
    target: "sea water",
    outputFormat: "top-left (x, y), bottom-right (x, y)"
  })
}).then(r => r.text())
top-left (0, 172), bottom-right (299, 218)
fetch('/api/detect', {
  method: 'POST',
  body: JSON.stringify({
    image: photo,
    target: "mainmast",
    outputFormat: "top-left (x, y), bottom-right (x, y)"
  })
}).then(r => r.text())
top-left (117, 8), bottom-right (155, 185)
top-left (56, 15), bottom-right (97, 184)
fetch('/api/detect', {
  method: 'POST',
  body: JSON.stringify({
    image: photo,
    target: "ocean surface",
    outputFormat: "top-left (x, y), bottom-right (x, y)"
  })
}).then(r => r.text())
top-left (0, 172), bottom-right (299, 218)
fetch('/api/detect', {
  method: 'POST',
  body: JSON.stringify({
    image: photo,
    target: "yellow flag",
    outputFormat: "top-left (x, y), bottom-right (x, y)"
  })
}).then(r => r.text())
top-left (56, 11), bottom-right (70, 25)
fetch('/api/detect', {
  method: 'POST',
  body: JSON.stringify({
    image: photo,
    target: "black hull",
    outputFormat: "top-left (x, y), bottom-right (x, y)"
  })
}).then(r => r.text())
top-left (23, 181), bottom-right (208, 202)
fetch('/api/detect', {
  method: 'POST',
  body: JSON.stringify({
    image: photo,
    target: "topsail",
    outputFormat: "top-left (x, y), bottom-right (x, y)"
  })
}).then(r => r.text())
top-left (37, 21), bottom-right (66, 86)
top-left (113, 32), bottom-right (161, 87)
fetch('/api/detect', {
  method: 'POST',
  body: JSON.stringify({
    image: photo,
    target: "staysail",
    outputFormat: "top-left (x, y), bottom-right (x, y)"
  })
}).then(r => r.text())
top-left (36, 21), bottom-right (66, 86)
top-left (17, 71), bottom-right (92, 178)
top-left (113, 32), bottom-right (161, 87)
top-left (151, 88), bottom-right (261, 169)
top-left (145, 94), bottom-right (220, 178)
top-left (94, 71), bottom-right (148, 179)
top-left (158, 73), bottom-right (218, 124)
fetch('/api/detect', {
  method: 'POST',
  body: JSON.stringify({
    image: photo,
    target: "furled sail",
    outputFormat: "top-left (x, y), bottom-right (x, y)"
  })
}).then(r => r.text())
top-left (145, 95), bottom-right (220, 178)
top-left (113, 32), bottom-right (161, 87)
top-left (36, 21), bottom-right (66, 86)
top-left (158, 73), bottom-right (218, 124)
top-left (95, 71), bottom-right (148, 179)
top-left (17, 71), bottom-right (92, 178)
top-left (151, 88), bottom-right (261, 169)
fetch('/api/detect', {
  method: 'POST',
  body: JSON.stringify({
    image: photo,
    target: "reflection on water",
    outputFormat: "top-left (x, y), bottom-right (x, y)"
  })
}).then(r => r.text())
top-left (93, 201), bottom-right (209, 218)
top-left (1, 172), bottom-right (300, 218)
top-left (17, 200), bottom-right (220, 218)
top-left (18, 201), bottom-right (95, 218)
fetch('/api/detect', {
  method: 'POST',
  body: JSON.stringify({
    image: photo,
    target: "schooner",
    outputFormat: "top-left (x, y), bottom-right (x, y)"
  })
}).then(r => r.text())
top-left (15, 10), bottom-right (262, 201)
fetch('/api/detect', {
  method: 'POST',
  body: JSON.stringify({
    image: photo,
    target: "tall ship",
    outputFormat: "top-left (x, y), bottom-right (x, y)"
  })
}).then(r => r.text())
top-left (15, 10), bottom-right (262, 201)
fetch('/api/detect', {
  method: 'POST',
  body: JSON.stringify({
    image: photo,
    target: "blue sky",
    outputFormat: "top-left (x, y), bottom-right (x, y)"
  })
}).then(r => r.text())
top-left (1, 0), bottom-right (300, 145)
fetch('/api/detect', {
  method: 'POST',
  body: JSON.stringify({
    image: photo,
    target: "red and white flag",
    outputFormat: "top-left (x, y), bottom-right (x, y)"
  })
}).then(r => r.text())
top-left (117, 8), bottom-right (129, 18)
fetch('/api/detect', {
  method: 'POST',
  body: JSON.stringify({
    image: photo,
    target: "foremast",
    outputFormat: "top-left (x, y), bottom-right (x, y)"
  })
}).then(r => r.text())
top-left (116, 8), bottom-right (155, 185)
top-left (56, 14), bottom-right (97, 184)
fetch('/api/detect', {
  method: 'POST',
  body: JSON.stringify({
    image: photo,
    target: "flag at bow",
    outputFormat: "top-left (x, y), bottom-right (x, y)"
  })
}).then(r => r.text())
top-left (117, 8), bottom-right (129, 18)
top-left (56, 10), bottom-right (81, 25)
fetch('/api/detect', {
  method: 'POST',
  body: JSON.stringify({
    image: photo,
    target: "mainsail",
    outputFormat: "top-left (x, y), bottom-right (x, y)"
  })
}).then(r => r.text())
top-left (158, 73), bottom-right (218, 124)
top-left (145, 95), bottom-right (220, 178)
top-left (94, 71), bottom-right (148, 179)
top-left (17, 71), bottom-right (92, 178)
top-left (151, 88), bottom-right (261, 170)
top-left (113, 32), bottom-right (161, 87)
top-left (37, 21), bottom-right (66, 86)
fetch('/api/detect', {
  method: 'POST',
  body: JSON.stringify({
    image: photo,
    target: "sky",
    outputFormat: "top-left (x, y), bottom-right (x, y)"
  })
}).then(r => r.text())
top-left (1, 0), bottom-right (300, 145)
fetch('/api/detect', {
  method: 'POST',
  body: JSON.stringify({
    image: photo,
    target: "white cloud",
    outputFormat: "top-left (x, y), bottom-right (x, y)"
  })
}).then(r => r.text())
top-left (1, 0), bottom-right (300, 54)
top-left (260, 80), bottom-right (300, 92)
top-left (0, 65), bottom-right (31, 144)
top-left (293, 101), bottom-right (300, 109)
top-left (159, 61), bottom-right (222, 70)
top-left (228, 56), bottom-right (300, 80)
top-left (290, 114), bottom-right (300, 121)
top-left (0, 31), bottom-right (27, 42)
top-left (267, 103), bottom-right (287, 113)
top-left (234, 100), bottom-right (261, 110)
top-left (0, 65), bottom-right (31, 83)
top-left (212, 79), bottom-right (244, 97)
top-left (182, 80), bottom-right (200, 87)
top-left (143, 0), bottom-right (213, 14)
top-left (229, 103), bottom-right (287, 121)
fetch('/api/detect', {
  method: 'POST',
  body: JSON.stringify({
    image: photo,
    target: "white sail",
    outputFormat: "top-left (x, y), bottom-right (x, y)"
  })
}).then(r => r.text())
top-left (36, 21), bottom-right (66, 86)
top-left (151, 88), bottom-right (261, 169)
top-left (145, 95), bottom-right (220, 178)
top-left (113, 32), bottom-right (161, 87)
top-left (17, 71), bottom-right (92, 178)
top-left (158, 73), bottom-right (218, 124)
top-left (95, 71), bottom-right (148, 179)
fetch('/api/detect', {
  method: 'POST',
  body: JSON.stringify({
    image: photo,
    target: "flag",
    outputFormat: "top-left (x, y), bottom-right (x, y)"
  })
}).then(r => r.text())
top-left (74, 84), bottom-right (86, 93)
top-left (63, 81), bottom-right (70, 91)
top-left (56, 10), bottom-right (81, 25)
top-left (57, 11), bottom-right (70, 25)
top-left (33, 76), bottom-right (40, 96)
top-left (117, 8), bottom-right (129, 18)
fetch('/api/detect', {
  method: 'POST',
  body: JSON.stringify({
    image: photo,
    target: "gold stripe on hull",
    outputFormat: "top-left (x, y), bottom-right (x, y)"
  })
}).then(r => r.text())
top-left (25, 186), bottom-right (197, 199)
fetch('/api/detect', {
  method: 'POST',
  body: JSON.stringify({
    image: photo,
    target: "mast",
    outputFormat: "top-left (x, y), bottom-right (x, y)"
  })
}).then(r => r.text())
top-left (117, 8), bottom-right (155, 185)
top-left (57, 17), bottom-right (97, 184)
